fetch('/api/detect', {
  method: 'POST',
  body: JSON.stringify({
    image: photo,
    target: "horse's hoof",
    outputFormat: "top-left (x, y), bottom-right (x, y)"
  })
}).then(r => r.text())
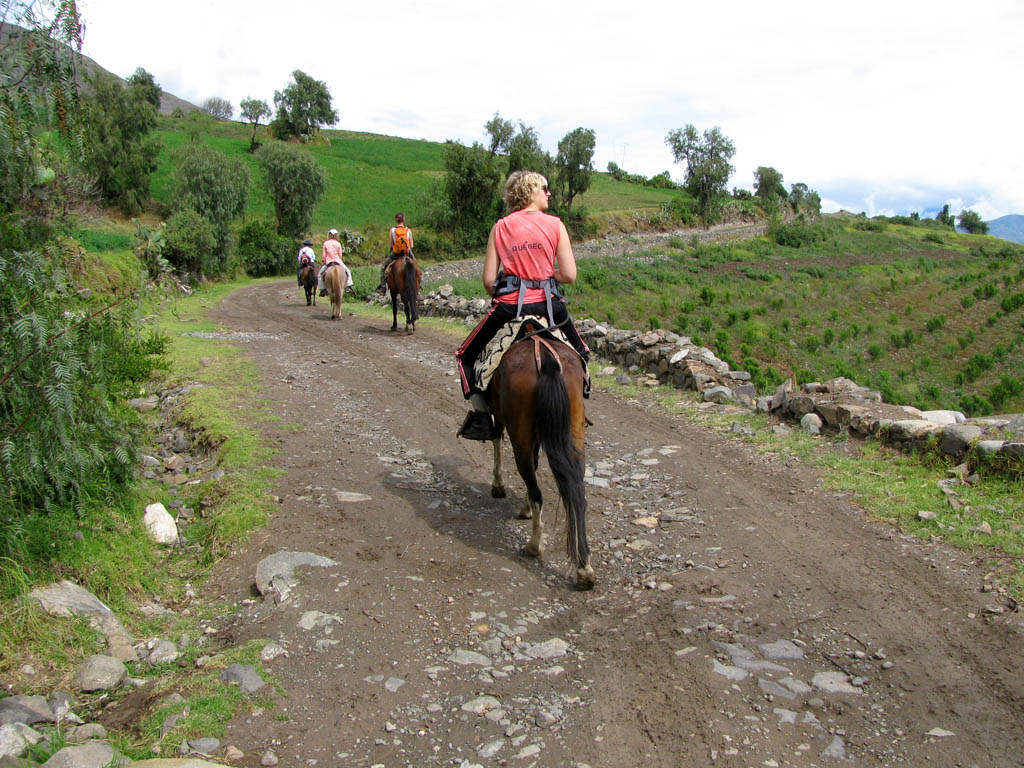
top-left (575, 565), bottom-right (596, 591)
top-left (521, 544), bottom-right (541, 559)
top-left (517, 509), bottom-right (532, 520)
top-left (491, 486), bottom-right (506, 499)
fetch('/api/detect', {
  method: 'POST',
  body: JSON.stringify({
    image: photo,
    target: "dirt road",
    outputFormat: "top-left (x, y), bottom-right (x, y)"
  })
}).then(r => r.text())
top-left (204, 280), bottom-right (1022, 768)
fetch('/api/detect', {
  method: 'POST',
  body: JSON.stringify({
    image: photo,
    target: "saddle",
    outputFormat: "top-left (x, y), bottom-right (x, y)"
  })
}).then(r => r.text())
top-left (474, 315), bottom-right (589, 394)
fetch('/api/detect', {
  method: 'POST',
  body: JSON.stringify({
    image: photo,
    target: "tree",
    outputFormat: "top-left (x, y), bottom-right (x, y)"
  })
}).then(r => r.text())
top-left (484, 112), bottom-right (515, 157)
top-left (126, 67), bottom-right (161, 110)
top-left (935, 203), bottom-right (955, 229)
top-left (1, 0), bottom-right (84, 229)
top-left (753, 166), bottom-right (786, 203)
top-left (203, 96), bottom-right (233, 120)
top-left (270, 70), bottom-right (338, 141)
top-left (441, 141), bottom-right (502, 247)
top-left (665, 125), bottom-right (736, 223)
top-left (170, 143), bottom-right (249, 275)
top-left (240, 97), bottom-right (271, 153)
top-left (957, 209), bottom-right (989, 235)
top-left (554, 127), bottom-right (596, 213)
top-left (506, 122), bottom-right (551, 177)
top-left (788, 182), bottom-right (821, 215)
top-left (256, 142), bottom-right (326, 239)
top-left (81, 71), bottom-right (160, 215)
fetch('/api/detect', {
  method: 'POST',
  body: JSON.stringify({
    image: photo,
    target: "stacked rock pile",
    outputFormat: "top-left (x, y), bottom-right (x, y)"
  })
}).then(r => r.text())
top-left (415, 286), bottom-right (1024, 469)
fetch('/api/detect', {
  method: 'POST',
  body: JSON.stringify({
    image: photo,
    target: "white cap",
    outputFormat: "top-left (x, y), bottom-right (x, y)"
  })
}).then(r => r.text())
top-left (328, 228), bottom-right (339, 236)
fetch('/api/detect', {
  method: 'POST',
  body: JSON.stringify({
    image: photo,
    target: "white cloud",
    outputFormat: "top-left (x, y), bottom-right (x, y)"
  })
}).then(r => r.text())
top-left (77, 0), bottom-right (1024, 218)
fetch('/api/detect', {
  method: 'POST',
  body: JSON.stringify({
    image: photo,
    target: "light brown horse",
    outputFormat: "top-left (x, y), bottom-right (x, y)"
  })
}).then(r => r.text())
top-left (324, 264), bottom-right (345, 320)
top-left (386, 254), bottom-right (421, 333)
top-left (487, 328), bottom-right (594, 589)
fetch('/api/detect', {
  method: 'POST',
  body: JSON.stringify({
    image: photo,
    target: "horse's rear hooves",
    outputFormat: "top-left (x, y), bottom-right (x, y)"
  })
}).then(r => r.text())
top-left (491, 486), bottom-right (506, 499)
top-left (520, 545), bottom-right (541, 559)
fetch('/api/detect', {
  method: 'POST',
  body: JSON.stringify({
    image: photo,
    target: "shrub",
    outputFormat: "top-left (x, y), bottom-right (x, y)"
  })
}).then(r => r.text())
top-left (852, 219), bottom-right (885, 232)
top-left (960, 393), bottom-right (993, 417)
top-left (163, 209), bottom-right (218, 278)
top-left (238, 219), bottom-right (293, 277)
top-left (1001, 293), bottom-right (1024, 313)
top-left (1, 248), bottom-right (166, 550)
top-left (923, 232), bottom-right (944, 244)
top-left (989, 376), bottom-right (1023, 410)
top-left (772, 220), bottom-right (823, 248)
top-left (925, 315), bottom-right (946, 333)
top-left (868, 344), bottom-right (883, 360)
top-left (171, 143), bottom-right (249, 276)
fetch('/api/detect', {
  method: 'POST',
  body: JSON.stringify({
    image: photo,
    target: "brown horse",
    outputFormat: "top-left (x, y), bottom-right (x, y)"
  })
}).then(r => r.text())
top-left (299, 264), bottom-right (316, 306)
top-left (486, 328), bottom-right (594, 590)
top-left (324, 264), bottom-right (345, 320)
top-left (386, 254), bottom-right (421, 333)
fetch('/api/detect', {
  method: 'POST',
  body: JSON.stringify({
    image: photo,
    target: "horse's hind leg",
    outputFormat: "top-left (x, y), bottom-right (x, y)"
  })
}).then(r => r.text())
top-left (514, 451), bottom-right (544, 556)
top-left (491, 437), bottom-right (506, 499)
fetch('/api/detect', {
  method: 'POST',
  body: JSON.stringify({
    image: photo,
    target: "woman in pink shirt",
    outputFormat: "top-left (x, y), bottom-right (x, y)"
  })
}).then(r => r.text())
top-left (455, 171), bottom-right (589, 440)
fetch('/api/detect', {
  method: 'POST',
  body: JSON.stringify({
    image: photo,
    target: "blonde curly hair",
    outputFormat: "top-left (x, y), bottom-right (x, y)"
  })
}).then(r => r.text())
top-left (503, 171), bottom-right (547, 213)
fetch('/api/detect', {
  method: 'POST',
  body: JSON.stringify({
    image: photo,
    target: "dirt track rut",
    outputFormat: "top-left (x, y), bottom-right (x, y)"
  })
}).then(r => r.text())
top-left (203, 280), bottom-right (1023, 768)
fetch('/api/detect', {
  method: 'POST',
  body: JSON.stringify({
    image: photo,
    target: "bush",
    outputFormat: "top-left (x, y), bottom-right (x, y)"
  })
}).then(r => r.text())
top-left (163, 209), bottom-right (218, 278)
top-left (923, 232), bottom-right (944, 244)
top-left (772, 220), bottom-right (823, 248)
top-left (237, 219), bottom-right (293, 277)
top-left (171, 143), bottom-right (249, 276)
top-left (0, 247), bottom-right (166, 551)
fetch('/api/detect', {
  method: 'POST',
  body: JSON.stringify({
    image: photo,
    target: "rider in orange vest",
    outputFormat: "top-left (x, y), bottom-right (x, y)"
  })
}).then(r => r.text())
top-left (377, 212), bottom-right (414, 294)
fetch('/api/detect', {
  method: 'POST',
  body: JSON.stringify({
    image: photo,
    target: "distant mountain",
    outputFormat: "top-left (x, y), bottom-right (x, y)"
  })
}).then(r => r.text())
top-left (987, 215), bottom-right (1024, 244)
top-left (1, 23), bottom-right (199, 116)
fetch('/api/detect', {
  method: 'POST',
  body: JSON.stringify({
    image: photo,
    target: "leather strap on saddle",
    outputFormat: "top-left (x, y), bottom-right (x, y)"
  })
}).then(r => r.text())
top-left (533, 335), bottom-right (563, 374)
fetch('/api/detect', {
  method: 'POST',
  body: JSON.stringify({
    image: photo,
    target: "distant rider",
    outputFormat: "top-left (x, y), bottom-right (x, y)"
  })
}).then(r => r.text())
top-left (297, 239), bottom-right (315, 285)
top-left (318, 228), bottom-right (346, 296)
top-left (377, 212), bottom-right (414, 294)
top-left (455, 170), bottom-right (590, 441)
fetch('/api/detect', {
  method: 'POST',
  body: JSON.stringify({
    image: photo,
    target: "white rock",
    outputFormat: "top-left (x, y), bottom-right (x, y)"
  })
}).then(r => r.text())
top-left (812, 671), bottom-right (862, 694)
top-left (462, 696), bottom-right (501, 715)
top-left (524, 638), bottom-right (570, 659)
top-left (143, 503), bottom-right (178, 545)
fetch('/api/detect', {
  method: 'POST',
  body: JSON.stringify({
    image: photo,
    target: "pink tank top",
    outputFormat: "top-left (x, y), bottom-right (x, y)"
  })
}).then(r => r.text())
top-left (492, 210), bottom-right (562, 305)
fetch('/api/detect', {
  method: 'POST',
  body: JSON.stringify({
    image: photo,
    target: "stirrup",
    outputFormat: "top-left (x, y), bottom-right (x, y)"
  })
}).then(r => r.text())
top-left (457, 411), bottom-right (497, 441)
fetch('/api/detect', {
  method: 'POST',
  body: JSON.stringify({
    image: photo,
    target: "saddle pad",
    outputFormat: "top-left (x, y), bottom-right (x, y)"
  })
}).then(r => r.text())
top-left (474, 316), bottom-right (570, 393)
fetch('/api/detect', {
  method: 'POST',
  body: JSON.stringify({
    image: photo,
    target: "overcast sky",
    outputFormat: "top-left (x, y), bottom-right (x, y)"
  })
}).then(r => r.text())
top-left (78, 0), bottom-right (1022, 220)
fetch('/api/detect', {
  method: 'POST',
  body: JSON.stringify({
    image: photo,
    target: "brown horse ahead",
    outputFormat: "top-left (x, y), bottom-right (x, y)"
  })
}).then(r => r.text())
top-left (487, 327), bottom-right (594, 589)
top-left (299, 264), bottom-right (316, 306)
top-left (324, 264), bottom-right (345, 320)
top-left (386, 254), bottom-right (421, 333)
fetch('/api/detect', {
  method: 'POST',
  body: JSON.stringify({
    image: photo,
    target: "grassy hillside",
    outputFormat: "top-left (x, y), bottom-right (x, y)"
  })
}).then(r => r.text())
top-left (149, 117), bottom-right (675, 259)
top-left (560, 217), bottom-right (1024, 415)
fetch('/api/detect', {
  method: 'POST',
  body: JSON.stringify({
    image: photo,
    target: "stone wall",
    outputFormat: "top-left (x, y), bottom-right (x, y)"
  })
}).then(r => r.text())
top-left (413, 286), bottom-right (1024, 470)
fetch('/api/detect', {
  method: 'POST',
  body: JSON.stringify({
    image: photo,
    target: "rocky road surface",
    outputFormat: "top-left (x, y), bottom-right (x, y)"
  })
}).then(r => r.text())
top-left (202, 280), bottom-right (1023, 768)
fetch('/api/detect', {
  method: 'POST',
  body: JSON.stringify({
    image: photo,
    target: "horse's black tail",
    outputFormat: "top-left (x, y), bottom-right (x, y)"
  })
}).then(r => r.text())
top-left (535, 351), bottom-right (589, 568)
top-left (402, 259), bottom-right (418, 323)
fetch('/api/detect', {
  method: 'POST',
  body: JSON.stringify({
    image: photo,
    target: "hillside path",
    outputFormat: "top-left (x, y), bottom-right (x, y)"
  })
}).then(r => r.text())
top-left (202, 280), bottom-right (1023, 768)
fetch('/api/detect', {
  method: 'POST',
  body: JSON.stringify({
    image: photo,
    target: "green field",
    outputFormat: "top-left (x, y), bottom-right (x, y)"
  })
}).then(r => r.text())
top-left (559, 218), bottom-right (1024, 415)
top-left (149, 118), bottom-right (673, 259)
